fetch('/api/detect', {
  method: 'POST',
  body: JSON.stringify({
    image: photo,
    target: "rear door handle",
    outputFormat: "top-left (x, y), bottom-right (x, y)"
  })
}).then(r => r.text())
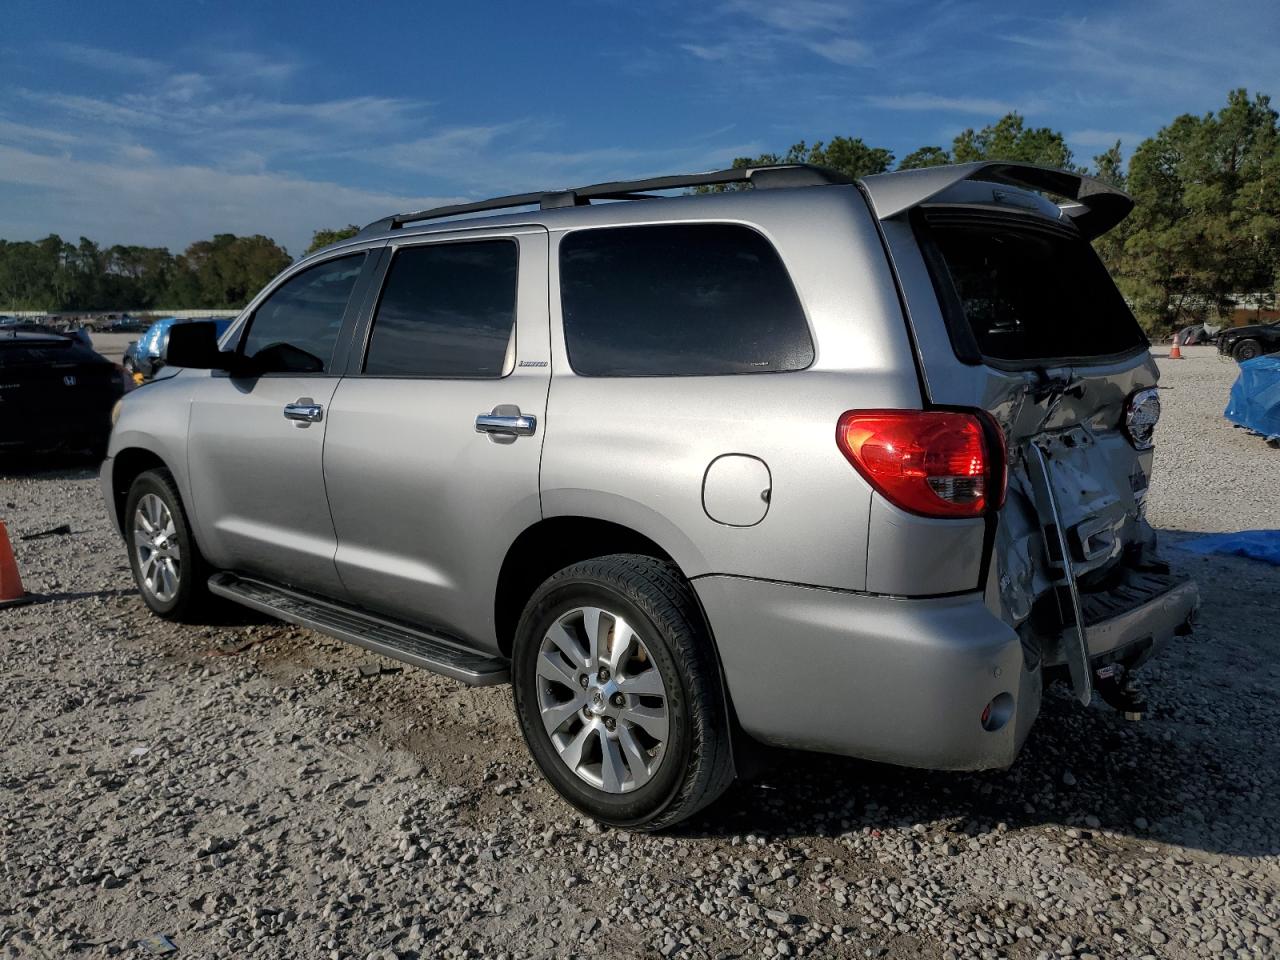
top-left (475, 413), bottom-right (536, 437)
top-left (284, 398), bottom-right (324, 426)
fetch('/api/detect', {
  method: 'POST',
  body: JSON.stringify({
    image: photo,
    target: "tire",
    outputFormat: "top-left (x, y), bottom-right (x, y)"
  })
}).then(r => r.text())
top-left (511, 554), bottom-right (735, 830)
top-left (1234, 339), bottom-right (1262, 362)
top-left (124, 468), bottom-right (212, 621)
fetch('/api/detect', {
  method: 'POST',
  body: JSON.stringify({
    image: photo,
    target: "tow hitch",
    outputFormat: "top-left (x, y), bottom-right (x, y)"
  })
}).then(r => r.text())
top-left (1093, 663), bottom-right (1147, 721)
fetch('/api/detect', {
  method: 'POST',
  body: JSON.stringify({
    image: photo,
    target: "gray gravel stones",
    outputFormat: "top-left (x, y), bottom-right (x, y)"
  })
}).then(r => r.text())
top-left (1, 347), bottom-right (1278, 958)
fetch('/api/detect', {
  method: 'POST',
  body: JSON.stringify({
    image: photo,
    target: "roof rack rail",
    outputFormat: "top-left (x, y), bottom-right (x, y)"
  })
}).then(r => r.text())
top-left (358, 163), bottom-right (850, 235)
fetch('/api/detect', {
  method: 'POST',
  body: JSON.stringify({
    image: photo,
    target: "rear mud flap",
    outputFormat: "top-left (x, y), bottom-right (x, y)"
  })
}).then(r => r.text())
top-left (1026, 442), bottom-right (1093, 705)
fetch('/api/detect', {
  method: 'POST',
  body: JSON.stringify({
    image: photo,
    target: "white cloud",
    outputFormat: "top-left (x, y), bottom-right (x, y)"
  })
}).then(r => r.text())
top-left (205, 49), bottom-right (300, 83)
top-left (681, 43), bottom-right (732, 62)
top-left (723, 0), bottom-right (855, 35)
top-left (866, 93), bottom-right (1023, 115)
top-left (805, 36), bottom-right (868, 66)
top-left (47, 42), bottom-right (165, 76)
top-left (0, 117), bottom-right (77, 145)
top-left (682, 0), bottom-right (870, 68)
top-left (0, 143), bottom-right (453, 255)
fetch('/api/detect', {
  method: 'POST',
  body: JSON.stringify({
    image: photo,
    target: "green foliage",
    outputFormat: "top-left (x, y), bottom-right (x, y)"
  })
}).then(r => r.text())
top-left (696, 136), bottom-right (893, 191)
top-left (1115, 89), bottom-right (1280, 332)
top-left (1091, 142), bottom-right (1126, 189)
top-left (306, 225), bottom-right (361, 255)
top-left (950, 113), bottom-right (1076, 169)
top-left (0, 232), bottom-right (291, 311)
top-left (898, 146), bottom-right (952, 170)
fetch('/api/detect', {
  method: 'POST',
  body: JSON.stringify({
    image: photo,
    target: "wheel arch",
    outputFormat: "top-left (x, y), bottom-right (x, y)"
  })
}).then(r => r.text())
top-left (108, 447), bottom-right (175, 536)
top-left (494, 516), bottom-right (688, 659)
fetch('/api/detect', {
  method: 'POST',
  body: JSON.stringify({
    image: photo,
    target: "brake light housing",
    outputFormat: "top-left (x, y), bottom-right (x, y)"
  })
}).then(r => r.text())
top-left (836, 409), bottom-right (1005, 519)
top-left (1123, 387), bottom-right (1160, 450)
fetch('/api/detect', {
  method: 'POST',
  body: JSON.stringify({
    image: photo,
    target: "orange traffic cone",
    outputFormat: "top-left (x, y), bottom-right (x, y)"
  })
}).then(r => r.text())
top-left (0, 521), bottom-right (32, 609)
top-left (1169, 341), bottom-right (1183, 359)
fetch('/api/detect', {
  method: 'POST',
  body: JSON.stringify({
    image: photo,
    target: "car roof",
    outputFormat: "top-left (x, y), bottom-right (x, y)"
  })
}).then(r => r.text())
top-left (300, 160), bottom-right (1133, 268)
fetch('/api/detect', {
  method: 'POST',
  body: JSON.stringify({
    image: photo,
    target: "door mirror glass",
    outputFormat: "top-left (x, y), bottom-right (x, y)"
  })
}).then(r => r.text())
top-left (163, 321), bottom-right (233, 371)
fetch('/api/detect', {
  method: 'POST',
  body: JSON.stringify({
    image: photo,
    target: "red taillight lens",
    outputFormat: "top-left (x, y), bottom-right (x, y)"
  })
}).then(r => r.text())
top-left (836, 410), bottom-right (1002, 518)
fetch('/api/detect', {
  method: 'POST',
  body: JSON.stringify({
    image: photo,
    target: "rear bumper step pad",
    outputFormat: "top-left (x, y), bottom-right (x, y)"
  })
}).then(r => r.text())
top-left (207, 572), bottom-right (509, 686)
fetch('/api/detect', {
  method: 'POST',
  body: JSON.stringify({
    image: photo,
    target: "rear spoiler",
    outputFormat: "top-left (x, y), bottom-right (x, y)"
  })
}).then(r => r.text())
top-left (859, 162), bottom-right (1133, 240)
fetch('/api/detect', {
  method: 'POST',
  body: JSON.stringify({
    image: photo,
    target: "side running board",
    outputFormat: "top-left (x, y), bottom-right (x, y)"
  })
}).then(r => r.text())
top-left (208, 572), bottom-right (510, 686)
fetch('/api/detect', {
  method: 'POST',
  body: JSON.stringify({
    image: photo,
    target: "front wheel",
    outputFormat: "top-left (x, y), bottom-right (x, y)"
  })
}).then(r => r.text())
top-left (124, 469), bottom-right (211, 621)
top-left (512, 554), bottom-right (735, 830)
top-left (1234, 338), bottom-right (1262, 362)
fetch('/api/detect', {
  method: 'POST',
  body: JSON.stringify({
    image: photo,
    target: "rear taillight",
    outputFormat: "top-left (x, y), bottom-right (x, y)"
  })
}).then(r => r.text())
top-left (836, 410), bottom-right (1004, 519)
top-left (1123, 387), bottom-right (1160, 450)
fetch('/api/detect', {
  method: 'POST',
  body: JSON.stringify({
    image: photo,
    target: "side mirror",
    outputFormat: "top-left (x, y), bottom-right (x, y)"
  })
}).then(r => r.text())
top-left (163, 321), bottom-right (232, 370)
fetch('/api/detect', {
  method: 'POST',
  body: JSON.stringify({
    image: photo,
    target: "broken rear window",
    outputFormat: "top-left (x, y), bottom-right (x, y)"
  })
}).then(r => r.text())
top-left (920, 212), bottom-right (1147, 365)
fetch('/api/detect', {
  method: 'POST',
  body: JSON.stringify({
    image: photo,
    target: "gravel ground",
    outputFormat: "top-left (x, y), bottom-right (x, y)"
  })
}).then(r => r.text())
top-left (2, 345), bottom-right (1277, 960)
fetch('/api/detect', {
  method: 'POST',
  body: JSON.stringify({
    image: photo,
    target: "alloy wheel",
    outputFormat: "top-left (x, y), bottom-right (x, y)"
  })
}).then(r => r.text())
top-left (535, 605), bottom-right (670, 794)
top-left (133, 493), bottom-right (182, 603)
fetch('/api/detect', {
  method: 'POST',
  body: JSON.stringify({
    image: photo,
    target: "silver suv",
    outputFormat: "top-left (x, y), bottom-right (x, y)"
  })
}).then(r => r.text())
top-left (103, 162), bottom-right (1198, 829)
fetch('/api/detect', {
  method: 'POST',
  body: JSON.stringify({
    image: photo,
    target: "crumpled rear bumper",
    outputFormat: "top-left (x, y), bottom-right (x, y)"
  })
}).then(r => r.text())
top-left (1061, 571), bottom-right (1200, 669)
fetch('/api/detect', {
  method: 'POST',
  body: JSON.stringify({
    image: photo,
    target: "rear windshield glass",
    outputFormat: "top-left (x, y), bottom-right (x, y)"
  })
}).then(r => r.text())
top-left (923, 215), bottom-right (1146, 364)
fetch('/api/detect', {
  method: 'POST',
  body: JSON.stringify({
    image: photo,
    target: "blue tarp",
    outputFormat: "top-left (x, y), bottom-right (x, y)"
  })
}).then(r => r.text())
top-left (1224, 355), bottom-right (1280, 439)
top-left (1177, 530), bottom-right (1280, 566)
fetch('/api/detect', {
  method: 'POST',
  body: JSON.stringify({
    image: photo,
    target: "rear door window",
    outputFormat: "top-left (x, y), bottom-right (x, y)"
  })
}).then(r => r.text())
top-left (921, 213), bottom-right (1147, 365)
top-left (559, 223), bottom-right (813, 376)
top-left (364, 240), bottom-right (518, 378)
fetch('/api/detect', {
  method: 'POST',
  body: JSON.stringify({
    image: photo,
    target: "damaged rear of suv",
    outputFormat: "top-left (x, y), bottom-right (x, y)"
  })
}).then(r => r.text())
top-left (867, 163), bottom-right (1198, 723)
top-left (105, 159), bottom-right (1197, 829)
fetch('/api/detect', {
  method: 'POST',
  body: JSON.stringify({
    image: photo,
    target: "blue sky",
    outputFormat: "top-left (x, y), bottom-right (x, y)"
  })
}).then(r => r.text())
top-left (2, 0), bottom-right (1277, 255)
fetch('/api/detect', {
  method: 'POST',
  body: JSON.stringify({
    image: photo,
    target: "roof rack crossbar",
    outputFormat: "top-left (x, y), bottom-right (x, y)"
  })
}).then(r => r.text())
top-left (359, 163), bottom-right (850, 235)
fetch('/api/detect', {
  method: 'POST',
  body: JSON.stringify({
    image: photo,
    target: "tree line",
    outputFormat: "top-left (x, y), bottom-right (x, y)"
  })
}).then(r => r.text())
top-left (0, 233), bottom-right (293, 313)
top-left (705, 89), bottom-right (1280, 333)
top-left (3, 89), bottom-right (1277, 333)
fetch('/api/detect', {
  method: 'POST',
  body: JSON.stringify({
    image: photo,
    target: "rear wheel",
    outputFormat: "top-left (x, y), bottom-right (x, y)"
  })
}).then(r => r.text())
top-left (124, 469), bottom-right (211, 621)
top-left (1234, 338), bottom-right (1262, 361)
top-left (511, 554), bottom-right (734, 830)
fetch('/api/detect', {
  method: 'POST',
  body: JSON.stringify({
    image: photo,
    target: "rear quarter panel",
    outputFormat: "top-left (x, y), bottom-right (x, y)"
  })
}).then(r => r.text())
top-left (540, 188), bottom-right (920, 590)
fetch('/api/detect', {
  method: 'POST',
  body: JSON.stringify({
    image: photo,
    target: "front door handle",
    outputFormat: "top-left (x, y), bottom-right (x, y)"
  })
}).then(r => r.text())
top-left (284, 398), bottom-right (324, 426)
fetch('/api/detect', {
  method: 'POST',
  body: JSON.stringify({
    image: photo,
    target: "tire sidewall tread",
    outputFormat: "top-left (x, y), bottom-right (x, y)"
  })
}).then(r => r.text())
top-left (124, 468), bottom-right (210, 622)
top-left (512, 554), bottom-right (734, 831)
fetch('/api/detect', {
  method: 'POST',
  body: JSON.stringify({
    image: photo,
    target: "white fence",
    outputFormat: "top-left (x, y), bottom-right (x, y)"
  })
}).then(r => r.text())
top-left (4, 309), bottom-right (236, 319)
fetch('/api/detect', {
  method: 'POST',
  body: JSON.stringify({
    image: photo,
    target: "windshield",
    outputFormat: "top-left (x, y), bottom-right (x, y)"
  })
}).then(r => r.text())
top-left (921, 211), bottom-right (1147, 366)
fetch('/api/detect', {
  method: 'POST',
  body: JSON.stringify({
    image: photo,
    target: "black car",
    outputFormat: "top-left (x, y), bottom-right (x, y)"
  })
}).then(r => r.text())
top-left (0, 328), bottom-right (125, 458)
top-left (1218, 320), bottom-right (1280, 362)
